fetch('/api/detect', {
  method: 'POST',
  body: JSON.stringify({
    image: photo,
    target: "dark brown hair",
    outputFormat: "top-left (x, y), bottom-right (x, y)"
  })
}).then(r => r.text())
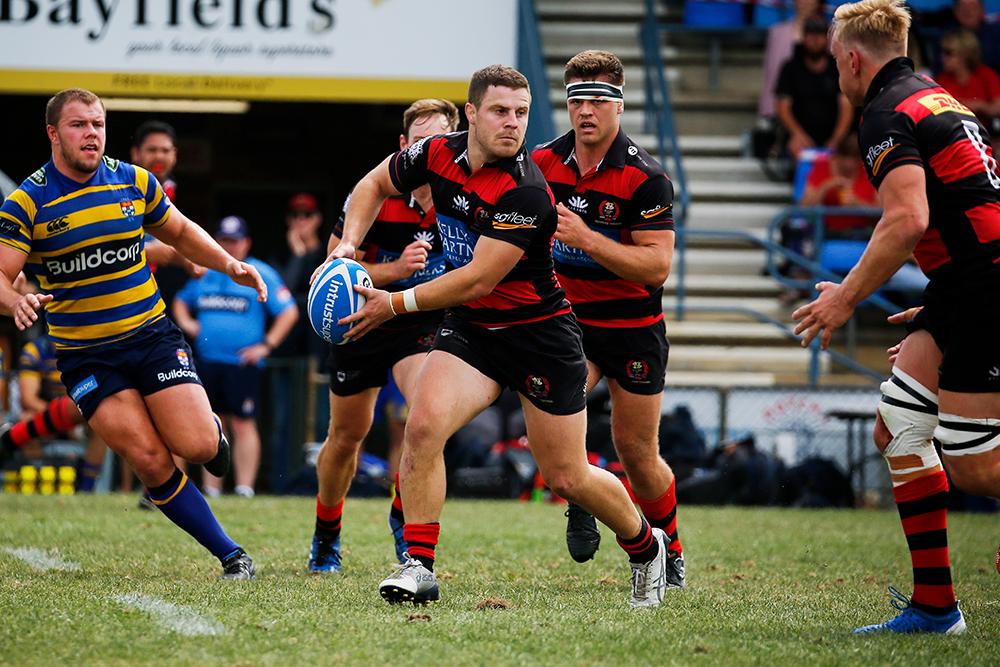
top-left (467, 65), bottom-right (529, 107)
top-left (564, 50), bottom-right (625, 86)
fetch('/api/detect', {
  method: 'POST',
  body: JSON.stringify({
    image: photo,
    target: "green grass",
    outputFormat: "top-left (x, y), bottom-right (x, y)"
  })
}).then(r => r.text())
top-left (0, 495), bottom-right (997, 666)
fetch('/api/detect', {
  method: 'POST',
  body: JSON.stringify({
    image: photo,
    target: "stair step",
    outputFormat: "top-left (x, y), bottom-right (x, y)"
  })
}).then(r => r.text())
top-left (676, 247), bottom-right (767, 275)
top-left (679, 135), bottom-right (743, 157)
top-left (666, 320), bottom-right (790, 345)
top-left (687, 179), bottom-right (792, 204)
top-left (687, 202), bottom-right (784, 230)
top-left (665, 370), bottom-right (778, 387)
top-left (664, 274), bottom-right (781, 298)
top-left (536, 0), bottom-right (657, 20)
top-left (668, 345), bottom-right (828, 373)
top-left (662, 295), bottom-right (790, 321)
top-left (683, 156), bottom-right (771, 182)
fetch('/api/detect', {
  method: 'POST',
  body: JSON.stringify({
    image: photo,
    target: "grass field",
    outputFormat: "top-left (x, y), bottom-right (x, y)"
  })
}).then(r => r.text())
top-left (0, 494), bottom-right (997, 666)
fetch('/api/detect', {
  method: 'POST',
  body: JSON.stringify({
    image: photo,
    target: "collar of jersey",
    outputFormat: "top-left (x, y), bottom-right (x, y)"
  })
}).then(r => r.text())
top-left (864, 56), bottom-right (915, 108)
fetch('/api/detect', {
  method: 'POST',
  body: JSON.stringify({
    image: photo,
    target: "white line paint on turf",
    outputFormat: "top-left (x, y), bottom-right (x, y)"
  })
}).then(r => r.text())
top-left (112, 593), bottom-right (226, 637)
top-left (2, 547), bottom-right (82, 572)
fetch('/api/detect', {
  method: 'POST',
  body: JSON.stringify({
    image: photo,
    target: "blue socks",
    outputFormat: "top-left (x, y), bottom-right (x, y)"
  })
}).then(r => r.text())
top-left (146, 468), bottom-right (241, 562)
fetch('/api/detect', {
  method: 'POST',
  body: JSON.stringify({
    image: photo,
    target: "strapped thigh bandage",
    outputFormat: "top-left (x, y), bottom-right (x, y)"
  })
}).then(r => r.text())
top-left (877, 368), bottom-right (942, 486)
top-left (934, 413), bottom-right (1000, 457)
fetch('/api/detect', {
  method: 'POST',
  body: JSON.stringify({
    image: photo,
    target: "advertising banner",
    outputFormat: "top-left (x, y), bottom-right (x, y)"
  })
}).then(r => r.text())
top-left (0, 1), bottom-right (517, 102)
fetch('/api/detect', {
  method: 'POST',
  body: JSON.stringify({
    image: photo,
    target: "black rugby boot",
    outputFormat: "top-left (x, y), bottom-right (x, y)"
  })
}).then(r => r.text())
top-left (565, 502), bottom-right (601, 562)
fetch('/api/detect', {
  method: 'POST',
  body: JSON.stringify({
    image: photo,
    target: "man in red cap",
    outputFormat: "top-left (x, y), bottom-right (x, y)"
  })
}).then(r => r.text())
top-left (280, 192), bottom-right (326, 359)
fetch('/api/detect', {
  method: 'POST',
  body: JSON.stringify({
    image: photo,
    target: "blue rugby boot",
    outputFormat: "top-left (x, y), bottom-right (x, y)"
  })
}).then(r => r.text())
top-left (308, 533), bottom-right (342, 573)
top-left (388, 510), bottom-right (407, 564)
top-left (853, 587), bottom-right (966, 635)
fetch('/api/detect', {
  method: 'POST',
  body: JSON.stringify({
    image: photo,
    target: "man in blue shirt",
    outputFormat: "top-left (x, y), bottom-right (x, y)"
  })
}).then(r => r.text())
top-left (174, 216), bottom-right (298, 498)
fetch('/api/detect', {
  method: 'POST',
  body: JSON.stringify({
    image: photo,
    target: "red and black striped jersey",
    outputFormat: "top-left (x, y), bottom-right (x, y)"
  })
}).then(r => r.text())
top-left (335, 193), bottom-right (445, 292)
top-left (532, 129), bottom-right (675, 327)
top-left (859, 57), bottom-right (1000, 287)
top-left (388, 131), bottom-right (569, 327)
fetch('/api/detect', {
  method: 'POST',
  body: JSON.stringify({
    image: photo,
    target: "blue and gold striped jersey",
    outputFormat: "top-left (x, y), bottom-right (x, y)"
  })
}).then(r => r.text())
top-left (0, 156), bottom-right (172, 348)
top-left (18, 334), bottom-right (64, 400)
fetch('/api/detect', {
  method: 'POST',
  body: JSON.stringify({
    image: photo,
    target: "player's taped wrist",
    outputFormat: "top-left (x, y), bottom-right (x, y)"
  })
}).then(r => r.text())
top-left (402, 288), bottom-right (419, 313)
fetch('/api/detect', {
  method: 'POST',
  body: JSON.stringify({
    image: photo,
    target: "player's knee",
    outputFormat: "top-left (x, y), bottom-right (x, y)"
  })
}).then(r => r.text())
top-left (539, 463), bottom-right (580, 500)
top-left (613, 436), bottom-right (661, 474)
top-left (872, 416), bottom-right (893, 453)
top-left (877, 368), bottom-right (941, 486)
top-left (324, 426), bottom-right (366, 458)
top-left (126, 440), bottom-right (173, 480)
top-left (944, 462), bottom-right (996, 497)
top-left (936, 414), bottom-right (1000, 498)
top-left (401, 411), bottom-right (445, 453)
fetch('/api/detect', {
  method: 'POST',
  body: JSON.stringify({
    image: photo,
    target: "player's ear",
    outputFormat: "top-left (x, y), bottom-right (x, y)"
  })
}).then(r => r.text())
top-left (399, 134), bottom-right (407, 151)
top-left (464, 102), bottom-right (476, 126)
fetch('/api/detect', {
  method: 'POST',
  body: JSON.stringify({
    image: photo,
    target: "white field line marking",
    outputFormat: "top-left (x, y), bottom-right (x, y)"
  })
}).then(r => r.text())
top-left (2, 547), bottom-right (82, 572)
top-left (112, 593), bottom-right (226, 636)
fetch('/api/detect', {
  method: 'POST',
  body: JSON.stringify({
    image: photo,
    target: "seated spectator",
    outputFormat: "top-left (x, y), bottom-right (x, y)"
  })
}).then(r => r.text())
top-left (759, 0), bottom-right (822, 118)
top-left (935, 29), bottom-right (1000, 127)
top-left (951, 0), bottom-right (1000, 73)
top-left (799, 134), bottom-right (878, 237)
top-left (775, 15), bottom-right (854, 159)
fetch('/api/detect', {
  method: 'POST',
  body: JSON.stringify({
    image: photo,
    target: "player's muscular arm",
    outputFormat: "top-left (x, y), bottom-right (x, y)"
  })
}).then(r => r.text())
top-left (556, 204), bottom-right (674, 285)
top-left (0, 246), bottom-right (50, 329)
top-left (793, 165), bottom-right (928, 349)
top-left (342, 237), bottom-right (522, 340)
top-left (149, 209), bottom-right (268, 301)
top-left (837, 165), bottom-right (928, 307)
top-left (330, 156), bottom-right (402, 257)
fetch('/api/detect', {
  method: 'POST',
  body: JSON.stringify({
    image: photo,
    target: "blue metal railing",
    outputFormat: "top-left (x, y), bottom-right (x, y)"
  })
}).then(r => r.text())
top-left (517, 0), bottom-right (556, 151)
top-left (640, 0), bottom-right (691, 321)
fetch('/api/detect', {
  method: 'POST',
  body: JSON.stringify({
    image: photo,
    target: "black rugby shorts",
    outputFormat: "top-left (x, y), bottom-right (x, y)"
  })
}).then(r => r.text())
top-left (907, 284), bottom-right (1000, 392)
top-left (327, 314), bottom-right (440, 396)
top-left (579, 319), bottom-right (669, 395)
top-left (430, 312), bottom-right (588, 415)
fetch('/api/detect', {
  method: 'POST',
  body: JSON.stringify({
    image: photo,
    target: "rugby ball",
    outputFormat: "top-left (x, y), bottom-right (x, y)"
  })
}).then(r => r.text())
top-left (307, 258), bottom-right (373, 345)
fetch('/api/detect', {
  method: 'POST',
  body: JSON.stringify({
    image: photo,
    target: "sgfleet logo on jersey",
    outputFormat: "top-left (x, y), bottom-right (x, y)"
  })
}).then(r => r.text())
top-left (43, 238), bottom-right (143, 282)
top-left (567, 195), bottom-right (588, 213)
top-left (865, 137), bottom-right (897, 174)
top-left (492, 211), bottom-right (537, 230)
top-left (916, 93), bottom-right (975, 118)
top-left (453, 194), bottom-right (470, 215)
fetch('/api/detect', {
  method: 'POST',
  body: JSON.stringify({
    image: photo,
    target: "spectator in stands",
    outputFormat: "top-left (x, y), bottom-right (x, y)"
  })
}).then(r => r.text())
top-left (277, 192), bottom-right (326, 361)
top-left (936, 29), bottom-right (1000, 127)
top-left (173, 216), bottom-right (299, 497)
top-left (799, 133), bottom-right (878, 237)
top-left (951, 0), bottom-right (1000, 73)
top-left (759, 0), bottom-right (822, 118)
top-left (775, 15), bottom-right (854, 159)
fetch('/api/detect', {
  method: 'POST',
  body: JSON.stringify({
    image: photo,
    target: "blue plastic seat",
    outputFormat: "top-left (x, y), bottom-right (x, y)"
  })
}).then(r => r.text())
top-left (684, 1), bottom-right (746, 27)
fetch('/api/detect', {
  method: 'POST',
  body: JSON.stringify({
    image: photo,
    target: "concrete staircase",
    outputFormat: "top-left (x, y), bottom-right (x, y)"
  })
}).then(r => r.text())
top-left (535, 0), bottom-right (836, 386)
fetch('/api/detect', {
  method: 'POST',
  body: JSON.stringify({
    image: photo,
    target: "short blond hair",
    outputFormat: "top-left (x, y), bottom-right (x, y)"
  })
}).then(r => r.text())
top-left (832, 0), bottom-right (910, 57)
top-left (402, 98), bottom-right (460, 137)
